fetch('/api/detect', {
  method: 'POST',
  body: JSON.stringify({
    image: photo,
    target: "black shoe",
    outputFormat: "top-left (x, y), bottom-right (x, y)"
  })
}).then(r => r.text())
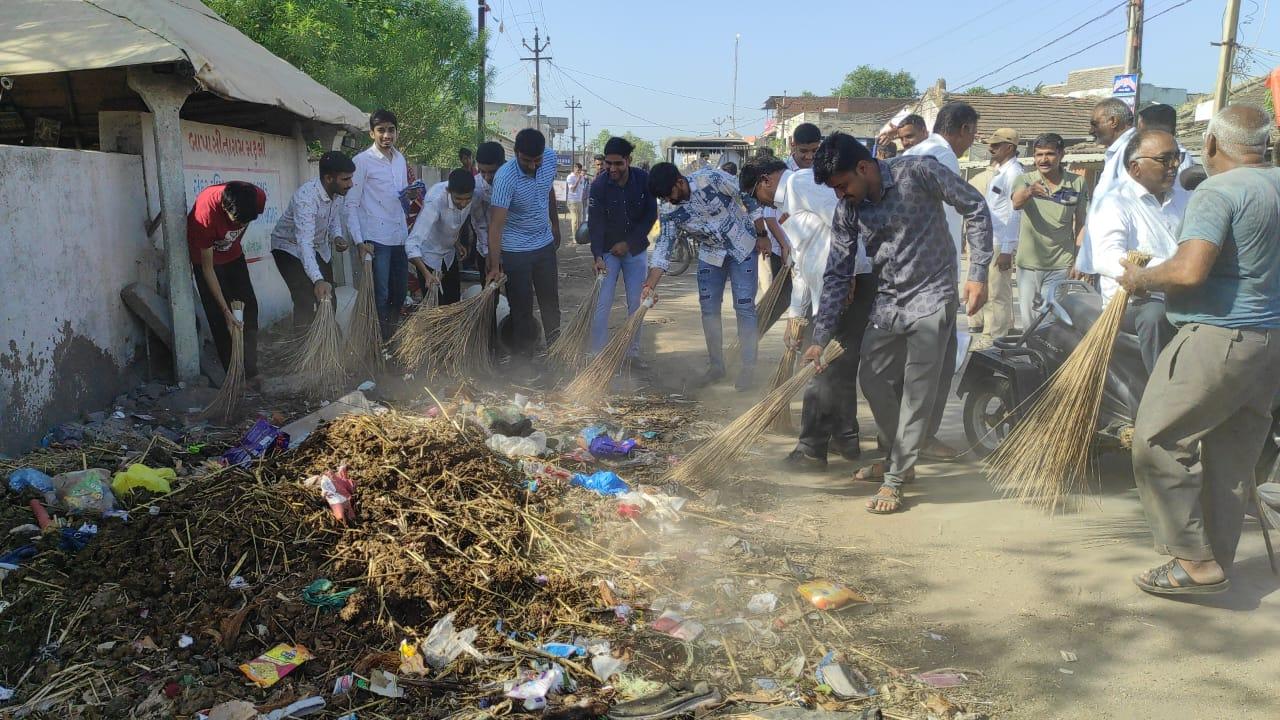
top-left (784, 448), bottom-right (828, 471)
top-left (695, 367), bottom-right (726, 388)
top-left (830, 439), bottom-right (862, 462)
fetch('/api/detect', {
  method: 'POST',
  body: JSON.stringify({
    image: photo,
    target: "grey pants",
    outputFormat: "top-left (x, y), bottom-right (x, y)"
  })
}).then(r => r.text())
top-left (860, 303), bottom-right (957, 490)
top-left (1016, 267), bottom-right (1069, 330)
top-left (1133, 324), bottom-right (1280, 569)
top-left (1120, 296), bottom-right (1176, 376)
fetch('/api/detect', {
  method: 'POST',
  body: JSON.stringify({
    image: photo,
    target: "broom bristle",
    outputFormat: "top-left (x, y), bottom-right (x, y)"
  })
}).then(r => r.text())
top-left (984, 251), bottom-right (1152, 513)
top-left (563, 297), bottom-right (652, 404)
top-left (547, 272), bottom-right (605, 370)
top-left (755, 263), bottom-right (793, 338)
top-left (287, 300), bottom-right (345, 398)
top-left (768, 317), bottom-right (808, 433)
top-left (392, 280), bottom-right (502, 378)
top-left (664, 340), bottom-right (845, 490)
top-left (202, 300), bottom-right (246, 424)
top-left (344, 255), bottom-right (383, 374)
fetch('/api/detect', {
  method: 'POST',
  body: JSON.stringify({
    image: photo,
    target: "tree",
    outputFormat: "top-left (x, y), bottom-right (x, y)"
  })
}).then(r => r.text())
top-left (831, 66), bottom-right (917, 98)
top-left (590, 130), bottom-right (659, 167)
top-left (1006, 83), bottom-right (1045, 96)
top-left (962, 86), bottom-right (992, 95)
top-left (799, 90), bottom-right (817, 97)
top-left (205, 0), bottom-right (483, 166)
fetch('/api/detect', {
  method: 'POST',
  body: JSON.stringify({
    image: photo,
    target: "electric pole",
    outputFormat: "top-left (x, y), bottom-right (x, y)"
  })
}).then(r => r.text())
top-left (712, 117), bottom-right (727, 136)
top-left (522, 28), bottom-right (552, 137)
top-left (477, 0), bottom-right (488, 146)
top-left (580, 120), bottom-right (590, 159)
top-left (1124, 0), bottom-right (1144, 109)
top-left (1213, 0), bottom-right (1243, 112)
top-left (564, 97), bottom-right (581, 166)
top-left (731, 33), bottom-right (740, 132)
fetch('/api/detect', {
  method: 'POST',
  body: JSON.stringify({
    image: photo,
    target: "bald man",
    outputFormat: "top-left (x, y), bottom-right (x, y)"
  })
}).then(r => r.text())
top-left (1119, 105), bottom-right (1280, 598)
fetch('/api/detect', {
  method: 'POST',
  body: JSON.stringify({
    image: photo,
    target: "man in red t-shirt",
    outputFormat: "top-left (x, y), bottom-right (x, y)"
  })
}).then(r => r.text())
top-left (188, 181), bottom-right (267, 383)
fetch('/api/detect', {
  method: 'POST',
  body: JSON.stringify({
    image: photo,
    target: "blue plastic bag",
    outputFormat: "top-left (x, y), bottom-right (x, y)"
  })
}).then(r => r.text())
top-left (588, 437), bottom-right (637, 458)
top-left (221, 420), bottom-right (289, 467)
top-left (571, 471), bottom-right (629, 496)
top-left (8, 468), bottom-right (54, 495)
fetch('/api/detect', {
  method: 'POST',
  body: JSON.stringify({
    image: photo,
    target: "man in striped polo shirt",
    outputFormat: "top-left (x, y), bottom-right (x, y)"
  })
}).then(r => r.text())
top-left (486, 128), bottom-right (563, 359)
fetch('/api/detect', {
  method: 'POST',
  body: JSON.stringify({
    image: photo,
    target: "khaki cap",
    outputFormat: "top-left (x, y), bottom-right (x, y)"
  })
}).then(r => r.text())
top-left (986, 128), bottom-right (1020, 146)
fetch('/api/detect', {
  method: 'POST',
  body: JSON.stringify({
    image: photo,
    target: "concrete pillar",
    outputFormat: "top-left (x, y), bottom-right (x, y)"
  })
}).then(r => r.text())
top-left (127, 67), bottom-right (198, 381)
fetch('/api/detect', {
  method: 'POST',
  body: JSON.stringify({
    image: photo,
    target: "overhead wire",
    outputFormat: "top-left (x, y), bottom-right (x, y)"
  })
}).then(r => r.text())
top-left (948, 0), bottom-right (1119, 86)
top-left (549, 61), bottom-right (702, 135)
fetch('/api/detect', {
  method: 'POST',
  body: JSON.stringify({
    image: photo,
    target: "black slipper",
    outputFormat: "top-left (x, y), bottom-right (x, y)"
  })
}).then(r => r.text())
top-left (608, 682), bottom-right (721, 720)
top-left (1133, 559), bottom-right (1229, 596)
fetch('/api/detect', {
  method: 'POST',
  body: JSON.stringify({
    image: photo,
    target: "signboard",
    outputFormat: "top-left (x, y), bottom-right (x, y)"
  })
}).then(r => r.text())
top-left (1112, 73), bottom-right (1138, 109)
top-left (555, 150), bottom-right (574, 167)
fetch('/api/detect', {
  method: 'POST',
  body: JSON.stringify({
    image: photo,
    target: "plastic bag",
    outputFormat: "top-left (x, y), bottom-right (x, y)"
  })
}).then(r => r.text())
top-left (797, 580), bottom-right (868, 610)
top-left (486, 432), bottom-right (547, 458)
top-left (8, 468), bottom-right (54, 496)
top-left (52, 469), bottom-right (115, 514)
top-left (221, 420), bottom-right (289, 467)
top-left (421, 612), bottom-right (483, 669)
top-left (571, 471), bottom-right (630, 496)
top-left (111, 464), bottom-right (175, 496)
top-left (506, 666), bottom-right (564, 711)
top-left (589, 436), bottom-right (638, 458)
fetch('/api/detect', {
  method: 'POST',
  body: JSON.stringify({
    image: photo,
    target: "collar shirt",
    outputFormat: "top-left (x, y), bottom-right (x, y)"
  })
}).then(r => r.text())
top-left (986, 156), bottom-right (1025, 254)
top-left (270, 178), bottom-right (345, 283)
top-left (650, 168), bottom-right (757, 270)
top-left (566, 171), bottom-right (587, 202)
top-left (775, 168), bottom-right (870, 319)
top-left (811, 157), bottom-right (993, 346)
top-left (588, 167), bottom-right (656, 259)
top-left (903, 133), bottom-right (964, 278)
top-left (472, 174), bottom-right (492, 258)
top-left (406, 181), bottom-right (476, 270)
top-left (1085, 174), bottom-right (1186, 303)
top-left (490, 147), bottom-right (559, 252)
top-left (785, 154), bottom-right (800, 172)
top-left (347, 144), bottom-right (410, 247)
top-left (741, 191), bottom-right (783, 256)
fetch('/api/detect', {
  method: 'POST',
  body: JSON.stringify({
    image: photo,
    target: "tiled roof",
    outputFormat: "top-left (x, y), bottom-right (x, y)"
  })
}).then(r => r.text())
top-left (1176, 76), bottom-right (1275, 149)
top-left (946, 93), bottom-right (1099, 141)
top-left (762, 95), bottom-right (914, 115)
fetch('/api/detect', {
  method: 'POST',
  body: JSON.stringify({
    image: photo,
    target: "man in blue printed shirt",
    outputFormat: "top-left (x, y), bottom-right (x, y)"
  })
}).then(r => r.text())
top-left (588, 137), bottom-right (658, 366)
top-left (487, 128), bottom-right (563, 359)
top-left (643, 163), bottom-right (771, 390)
top-left (804, 133), bottom-right (992, 515)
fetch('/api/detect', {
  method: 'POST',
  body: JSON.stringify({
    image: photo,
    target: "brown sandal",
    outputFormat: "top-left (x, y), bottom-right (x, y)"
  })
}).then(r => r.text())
top-left (853, 462), bottom-right (886, 482)
top-left (865, 488), bottom-right (903, 514)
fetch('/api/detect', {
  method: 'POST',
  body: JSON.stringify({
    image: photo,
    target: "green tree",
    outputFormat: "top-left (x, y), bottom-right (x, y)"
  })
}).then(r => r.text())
top-left (591, 130), bottom-right (659, 167)
top-left (1006, 83), bottom-right (1045, 96)
top-left (799, 90), bottom-right (816, 97)
top-left (962, 86), bottom-right (992, 95)
top-left (831, 65), bottom-right (917, 98)
top-left (205, 0), bottom-right (483, 166)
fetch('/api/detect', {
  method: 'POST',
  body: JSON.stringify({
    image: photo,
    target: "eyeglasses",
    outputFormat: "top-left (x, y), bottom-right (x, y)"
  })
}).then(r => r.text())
top-left (1132, 152), bottom-right (1185, 168)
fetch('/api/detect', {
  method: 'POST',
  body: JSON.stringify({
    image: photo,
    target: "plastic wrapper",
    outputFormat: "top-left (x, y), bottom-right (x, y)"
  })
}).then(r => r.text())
top-left (239, 643), bottom-right (313, 688)
top-left (51, 469), bottom-right (115, 514)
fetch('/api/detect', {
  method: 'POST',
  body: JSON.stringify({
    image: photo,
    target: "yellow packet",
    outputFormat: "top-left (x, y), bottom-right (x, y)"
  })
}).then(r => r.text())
top-left (797, 580), bottom-right (868, 610)
top-left (239, 643), bottom-right (313, 688)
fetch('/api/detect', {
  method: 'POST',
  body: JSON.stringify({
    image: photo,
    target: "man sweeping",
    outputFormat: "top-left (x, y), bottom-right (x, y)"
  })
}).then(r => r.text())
top-left (347, 109), bottom-right (412, 341)
top-left (470, 141), bottom-right (504, 280)
top-left (804, 133), bottom-right (992, 515)
top-left (407, 169), bottom-right (480, 306)
top-left (271, 151), bottom-right (354, 331)
top-left (643, 163), bottom-right (767, 391)
top-left (1119, 105), bottom-right (1280, 597)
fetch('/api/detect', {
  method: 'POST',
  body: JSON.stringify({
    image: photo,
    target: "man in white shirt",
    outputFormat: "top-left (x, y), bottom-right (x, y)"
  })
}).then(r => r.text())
top-left (407, 169), bottom-right (481, 306)
top-left (894, 114), bottom-right (930, 151)
top-left (786, 122), bottom-right (822, 171)
top-left (565, 163), bottom-right (587, 238)
top-left (469, 141), bottom-right (504, 280)
top-left (975, 128), bottom-right (1022, 339)
top-left (346, 109), bottom-right (412, 341)
top-left (271, 152), bottom-right (354, 330)
top-left (1075, 98), bottom-right (1135, 278)
top-left (1085, 129), bottom-right (1184, 374)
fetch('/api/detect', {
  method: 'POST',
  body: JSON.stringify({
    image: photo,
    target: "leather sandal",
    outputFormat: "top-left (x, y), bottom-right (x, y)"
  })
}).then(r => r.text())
top-left (1133, 559), bottom-right (1229, 596)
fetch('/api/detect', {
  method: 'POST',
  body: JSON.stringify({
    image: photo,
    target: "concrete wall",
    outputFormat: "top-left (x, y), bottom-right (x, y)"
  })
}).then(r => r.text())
top-left (0, 146), bottom-right (151, 453)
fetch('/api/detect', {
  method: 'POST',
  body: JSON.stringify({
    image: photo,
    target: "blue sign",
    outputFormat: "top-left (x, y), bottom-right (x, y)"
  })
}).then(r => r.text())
top-left (1112, 74), bottom-right (1138, 96)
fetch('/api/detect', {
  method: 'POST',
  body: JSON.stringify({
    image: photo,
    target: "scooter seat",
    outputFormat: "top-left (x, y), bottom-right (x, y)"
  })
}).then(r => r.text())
top-left (1059, 292), bottom-right (1103, 329)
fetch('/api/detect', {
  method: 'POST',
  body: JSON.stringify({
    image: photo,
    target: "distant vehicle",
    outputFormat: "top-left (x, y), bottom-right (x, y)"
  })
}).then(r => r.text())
top-left (663, 136), bottom-right (751, 173)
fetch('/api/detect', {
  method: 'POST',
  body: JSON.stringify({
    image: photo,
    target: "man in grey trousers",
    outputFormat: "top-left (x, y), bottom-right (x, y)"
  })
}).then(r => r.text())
top-left (1119, 105), bottom-right (1280, 597)
top-left (804, 133), bottom-right (992, 515)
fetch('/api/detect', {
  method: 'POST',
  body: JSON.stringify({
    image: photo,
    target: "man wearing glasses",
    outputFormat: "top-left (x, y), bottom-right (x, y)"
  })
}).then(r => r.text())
top-left (1085, 129), bottom-right (1186, 375)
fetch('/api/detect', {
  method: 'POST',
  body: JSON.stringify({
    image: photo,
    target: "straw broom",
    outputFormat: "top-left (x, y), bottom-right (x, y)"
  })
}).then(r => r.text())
top-left (768, 317), bottom-right (808, 433)
top-left (563, 296), bottom-right (653, 404)
top-left (392, 279), bottom-right (503, 378)
top-left (344, 254), bottom-right (383, 374)
top-left (287, 299), bottom-right (344, 398)
top-left (664, 340), bottom-right (844, 490)
top-left (547, 271), bottom-right (605, 370)
top-left (201, 300), bottom-right (245, 424)
top-left (985, 251), bottom-right (1152, 513)
top-left (755, 263), bottom-right (793, 338)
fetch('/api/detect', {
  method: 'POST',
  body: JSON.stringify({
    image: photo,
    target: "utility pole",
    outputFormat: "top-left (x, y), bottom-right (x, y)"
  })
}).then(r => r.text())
top-left (1213, 0), bottom-right (1243, 112)
top-left (522, 28), bottom-right (552, 137)
top-left (477, 0), bottom-right (488, 146)
top-left (1124, 0), bottom-right (1144, 109)
top-left (564, 97), bottom-right (581, 165)
top-left (712, 117), bottom-right (727, 136)
top-left (731, 33), bottom-right (740, 132)
top-left (580, 119), bottom-right (590, 159)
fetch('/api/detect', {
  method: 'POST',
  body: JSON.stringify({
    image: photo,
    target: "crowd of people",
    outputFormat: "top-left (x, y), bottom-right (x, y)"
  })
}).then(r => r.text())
top-left (185, 99), bottom-right (1279, 600)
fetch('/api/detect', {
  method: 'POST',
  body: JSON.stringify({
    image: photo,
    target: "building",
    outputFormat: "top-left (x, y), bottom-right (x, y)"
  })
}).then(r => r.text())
top-left (483, 101), bottom-right (567, 153)
top-left (762, 95), bottom-right (911, 145)
top-left (1177, 73), bottom-right (1278, 153)
top-left (1042, 65), bottom-right (1188, 108)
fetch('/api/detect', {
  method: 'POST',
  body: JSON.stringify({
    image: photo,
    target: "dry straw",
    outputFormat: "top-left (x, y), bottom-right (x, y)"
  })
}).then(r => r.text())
top-left (985, 251), bottom-right (1152, 513)
top-left (344, 254), bottom-right (383, 374)
top-left (664, 339), bottom-right (845, 490)
top-left (287, 299), bottom-right (344, 398)
top-left (393, 279), bottom-right (502, 377)
top-left (563, 296), bottom-right (653, 404)
top-left (201, 300), bottom-right (246, 423)
top-left (420, 268), bottom-right (440, 310)
top-left (547, 271), bottom-right (605, 370)
top-left (768, 317), bottom-right (808, 433)
top-left (755, 263), bottom-right (793, 338)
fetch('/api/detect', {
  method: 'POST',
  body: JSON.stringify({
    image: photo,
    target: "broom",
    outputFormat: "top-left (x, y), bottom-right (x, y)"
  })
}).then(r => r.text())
top-left (344, 254), bottom-right (383, 374)
top-left (201, 300), bottom-right (246, 424)
top-left (663, 340), bottom-right (845, 490)
top-left (563, 295), bottom-right (653, 405)
top-left (984, 251), bottom-right (1152, 513)
top-left (420, 268), bottom-right (440, 310)
top-left (725, 262), bottom-right (794, 369)
top-left (287, 299), bottom-right (344, 398)
top-left (547, 271), bottom-right (605, 370)
top-left (768, 317), bottom-right (808, 433)
top-left (392, 279), bottom-right (503, 378)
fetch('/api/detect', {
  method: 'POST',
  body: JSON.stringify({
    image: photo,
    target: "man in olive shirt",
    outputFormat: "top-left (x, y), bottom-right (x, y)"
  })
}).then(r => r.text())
top-left (1011, 133), bottom-right (1089, 329)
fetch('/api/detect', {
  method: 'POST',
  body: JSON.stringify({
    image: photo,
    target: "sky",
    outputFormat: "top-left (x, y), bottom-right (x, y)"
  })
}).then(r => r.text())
top-left (472, 0), bottom-right (1280, 146)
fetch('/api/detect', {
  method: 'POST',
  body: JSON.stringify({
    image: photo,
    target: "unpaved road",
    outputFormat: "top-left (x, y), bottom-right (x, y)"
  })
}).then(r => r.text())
top-left (551, 234), bottom-right (1280, 720)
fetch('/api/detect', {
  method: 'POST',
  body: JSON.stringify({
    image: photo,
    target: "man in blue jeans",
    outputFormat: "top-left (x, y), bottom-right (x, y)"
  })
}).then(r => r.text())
top-left (486, 128), bottom-right (563, 361)
top-left (643, 163), bottom-right (769, 390)
top-left (588, 137), bottom-right (658, 367)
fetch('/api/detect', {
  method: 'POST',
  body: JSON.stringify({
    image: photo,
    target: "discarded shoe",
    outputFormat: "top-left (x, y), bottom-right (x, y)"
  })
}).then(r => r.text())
top-left (608, 681), bottom-right (721, 720)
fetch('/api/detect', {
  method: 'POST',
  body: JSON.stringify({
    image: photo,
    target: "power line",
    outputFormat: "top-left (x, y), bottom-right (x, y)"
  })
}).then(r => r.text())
top-left (949, 0), bottom-right (1120, 84)
top-left (552, 64), bottom-right (745, 110)
top-left (549, 62), bottom-right (701, 134)
top-left (890, 0), bottom-right (1011, 62)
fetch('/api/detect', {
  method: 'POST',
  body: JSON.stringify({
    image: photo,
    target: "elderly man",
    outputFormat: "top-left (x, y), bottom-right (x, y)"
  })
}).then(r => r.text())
top-left (1119, 105), bottom-right (1280, 597)
top-left (1086, 129), bottom-right (1185, 374)
top-left (804, 133), bottom-right (992, 515)
top-left (1074, 98), bottom-right (1135, 279)
top-left (973, 128), bottom-right (1022, 339)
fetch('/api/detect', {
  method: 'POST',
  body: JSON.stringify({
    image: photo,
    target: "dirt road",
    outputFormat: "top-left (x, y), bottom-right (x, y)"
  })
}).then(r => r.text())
top-left (552, 237), bottom-right (1280, 719)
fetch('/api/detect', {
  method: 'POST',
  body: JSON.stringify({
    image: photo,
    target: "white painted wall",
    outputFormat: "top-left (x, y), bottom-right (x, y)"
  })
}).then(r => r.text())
top-left (0, 146), bottom-right (150, 452)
